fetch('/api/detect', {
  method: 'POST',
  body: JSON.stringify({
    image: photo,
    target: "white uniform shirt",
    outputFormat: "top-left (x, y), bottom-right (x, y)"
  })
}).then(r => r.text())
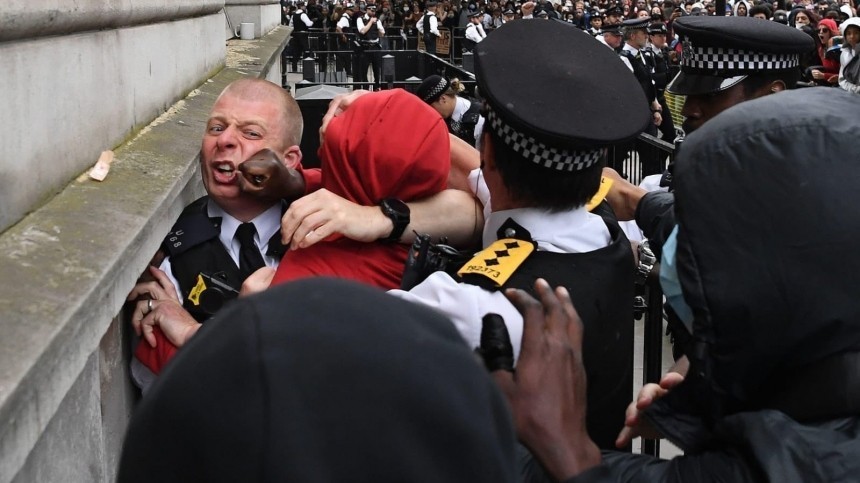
top-left (389, 182), bottom-right (610, 364)
top-left (416, 11), bottom-right (440, 36)
top-left (290, 9), bottom-right (314, 28)
top-left (160, 200), bottom-right (284, 300)
top-left (596, 35), bottom-right (633, 71)
top-left (451, 96), bottom-right (485, 147)
top-left (337, 14), bottom-right (351, 31)
top-left (465, 22), bottom-right (487, 43)
top-left (356, 15), bottom-right (385, 41)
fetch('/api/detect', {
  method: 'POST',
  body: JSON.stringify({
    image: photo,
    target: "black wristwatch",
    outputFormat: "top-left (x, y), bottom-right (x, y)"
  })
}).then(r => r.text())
top-left (378, 198), bottom-right (411, 242)
top-left (635, 240), bottom-right (656, 286)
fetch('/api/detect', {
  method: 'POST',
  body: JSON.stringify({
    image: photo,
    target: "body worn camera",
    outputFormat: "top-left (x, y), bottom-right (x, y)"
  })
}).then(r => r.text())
top-left (187, 272), bottom-right (240, 317)
top-left (400, 233), bottom-right (474, 290)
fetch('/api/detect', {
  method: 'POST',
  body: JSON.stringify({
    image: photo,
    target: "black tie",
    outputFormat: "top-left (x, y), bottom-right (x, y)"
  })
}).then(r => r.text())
top-left (235, 223), bottom-right (266, 280)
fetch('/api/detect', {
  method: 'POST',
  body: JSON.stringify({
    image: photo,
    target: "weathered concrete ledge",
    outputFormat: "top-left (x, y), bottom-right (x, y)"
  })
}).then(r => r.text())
top-left (0, 13), bottom-right (226, 233)
top-left (225, 0), bottom-right (282, 39)
top-left (0, 26), bottom-right (290, 482)
top-left (0, 0), bottom-right (224, 42)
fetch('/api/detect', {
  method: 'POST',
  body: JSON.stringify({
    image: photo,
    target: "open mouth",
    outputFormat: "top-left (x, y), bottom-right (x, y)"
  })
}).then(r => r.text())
top-left (212, 162), bottom-right (237, 184)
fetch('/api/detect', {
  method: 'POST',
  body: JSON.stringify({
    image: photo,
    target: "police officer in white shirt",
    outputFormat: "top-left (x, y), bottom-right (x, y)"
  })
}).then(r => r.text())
top-left (417, 0), bottom-right (441, 55)
top-left (390, 19), bottom-right (650, 450)
top-left (464, 10), bottom-right (487, 52)
top-left (356, 5), bottom-right (386, 87)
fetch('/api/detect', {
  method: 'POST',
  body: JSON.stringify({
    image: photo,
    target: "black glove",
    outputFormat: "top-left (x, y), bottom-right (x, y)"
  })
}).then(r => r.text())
top-left (476, 313), bottom-right (514, 372)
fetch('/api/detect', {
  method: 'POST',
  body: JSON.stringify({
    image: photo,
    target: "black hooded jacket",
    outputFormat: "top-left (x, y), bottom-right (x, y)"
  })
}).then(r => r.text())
top-left (119, 278), bottom-right (517, 482)
top-left (570, 88), bottom-right (860, 482)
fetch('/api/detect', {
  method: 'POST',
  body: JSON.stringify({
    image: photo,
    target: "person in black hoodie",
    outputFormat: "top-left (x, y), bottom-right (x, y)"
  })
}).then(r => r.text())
top-left (118, 278), bottom-right (518, 482)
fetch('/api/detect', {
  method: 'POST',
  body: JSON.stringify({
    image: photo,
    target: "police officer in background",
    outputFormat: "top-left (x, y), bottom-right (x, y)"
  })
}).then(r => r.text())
top-left (391, 18), bottom-right (650, 452)
top-left (646, 21), bottom-right (677, 143)
top-left (415, 75), bottom-right (485, 148)
top-left (335, 2), bottom-right (356, 76)
top-left (289, 1), bottom-right (315, 70)
top-left (602, 17), bottom-right (813, 361)
top-left (620, 17), bottom-right (664, 177)
top-left (587, 10), bottom-right (605, 36)
top-left (356, 4), bottom-right (386, 89)
top-left (417, 0), bottom-right (441, 55)
top-left (463, 10), bottom-right (487, 52)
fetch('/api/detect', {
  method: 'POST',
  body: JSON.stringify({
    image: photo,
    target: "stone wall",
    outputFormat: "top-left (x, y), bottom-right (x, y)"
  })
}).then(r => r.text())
top-left (0, 1), bottom-right (289, 479)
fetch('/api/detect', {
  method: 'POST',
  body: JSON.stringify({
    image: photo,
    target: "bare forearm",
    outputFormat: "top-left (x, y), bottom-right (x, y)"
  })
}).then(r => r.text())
top-left (401, 189), bottom-right (483, 247)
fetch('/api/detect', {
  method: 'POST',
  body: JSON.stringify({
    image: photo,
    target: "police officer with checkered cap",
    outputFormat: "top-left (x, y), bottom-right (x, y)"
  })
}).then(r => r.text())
top-left (668, 16), bottom-right (813, 134)
top-left (601, 16), bottom-right (813, 364)
top-left (391, 19), bottom-right (649, 452)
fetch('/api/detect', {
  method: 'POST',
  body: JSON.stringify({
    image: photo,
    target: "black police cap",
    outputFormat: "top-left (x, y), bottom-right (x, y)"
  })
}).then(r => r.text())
top-left (648, 22), bottom-right (668, 34)
top-left (415, 75), bottom-right (450, 104)
top-left (605, 5), bottom-right (623, 16)
top-left (469, 10), bottom-right (483, 17)
top-left (622, 17), bottom-right (650, 30)
top-left (474, 20), bottom-right (649, 171)
top-left (601, 23), bottom-right (622, 34)
top-left (667, 16), bottom-right (814, 95)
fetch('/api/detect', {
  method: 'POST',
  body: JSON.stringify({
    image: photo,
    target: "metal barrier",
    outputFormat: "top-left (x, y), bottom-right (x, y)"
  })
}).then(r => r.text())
top-left (607, 132), bottom-right (674, 186)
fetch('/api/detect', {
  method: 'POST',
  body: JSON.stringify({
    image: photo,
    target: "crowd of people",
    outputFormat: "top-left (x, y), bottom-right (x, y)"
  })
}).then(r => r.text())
top-left (281, 0), bottom-right (860, 96)
top-left (118, 7), bottom-right (860, 483)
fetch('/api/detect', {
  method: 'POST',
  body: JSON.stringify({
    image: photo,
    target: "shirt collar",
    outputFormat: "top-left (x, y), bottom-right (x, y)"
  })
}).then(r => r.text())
top-left (483, 206), bottom-right (609, 253)
top-left (208, 201), bottom-right (282, 249)
top-left (623, 43), bottom-right (640, 56)
top-left (453, 96), bottom-right (470, 120)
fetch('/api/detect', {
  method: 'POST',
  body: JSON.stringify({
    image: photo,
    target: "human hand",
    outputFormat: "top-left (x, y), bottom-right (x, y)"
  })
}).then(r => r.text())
top-left (614, 371), bottom-right (685, 448)
top-left (521, 1), bottom-right (537, 15)
top-left (492, 279), bottom-right (600, 480)
top-left (319, 89), bottom-right (371, 144)
top-left (127, 265), bottom-right (181, 305)
top-left (132, 299), bottom-right (201, 349)
top-left (281, 188), bottom-right (391, 249)
top-left (240, 267), bottom-right (276, 297)
top-left (237, 148), bottom-right (305, 201)
top-left (653, 111), bottom-right (663, 127)
top-left (811, 69), bottom-right (824, 80)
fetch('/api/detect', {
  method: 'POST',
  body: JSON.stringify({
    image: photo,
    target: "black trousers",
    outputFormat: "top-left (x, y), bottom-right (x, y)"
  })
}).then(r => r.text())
top-left (424, 35), bottom-right (437, 55)
top-left (357, 43), bottom-right (382, 88)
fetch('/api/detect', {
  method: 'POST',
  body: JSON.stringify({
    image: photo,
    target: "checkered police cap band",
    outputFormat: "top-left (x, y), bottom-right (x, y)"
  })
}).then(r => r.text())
top-left (421, 77), bottom-right (450, 103)
top-left (485, 106), bottom-right (603, 172)
top-left (681, 40), bottom-right (799, 72)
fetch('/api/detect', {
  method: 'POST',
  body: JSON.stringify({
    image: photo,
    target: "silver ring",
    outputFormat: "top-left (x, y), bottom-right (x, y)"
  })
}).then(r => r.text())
top-left (147, 299), bottom-right (153, 313)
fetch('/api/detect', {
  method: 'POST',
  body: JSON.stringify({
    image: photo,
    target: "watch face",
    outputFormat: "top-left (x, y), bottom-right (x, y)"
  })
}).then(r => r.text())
top-left (384, 198), bottom-right (410, 217)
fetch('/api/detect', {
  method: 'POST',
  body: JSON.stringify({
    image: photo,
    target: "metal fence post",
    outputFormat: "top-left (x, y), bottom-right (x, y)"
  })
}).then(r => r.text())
top-left (302, 57), bottom-right (316, 82)
top-left (382, 54), bottom-right (395, 88)
top-left (462, 52), bottom-right (474, 73)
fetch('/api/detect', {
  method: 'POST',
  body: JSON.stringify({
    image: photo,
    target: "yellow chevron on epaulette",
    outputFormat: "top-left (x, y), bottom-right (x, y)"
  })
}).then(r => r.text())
top-left (586, 176), bottom-right (614, 212)
top-left (457, 238), bottom-right (535, 287)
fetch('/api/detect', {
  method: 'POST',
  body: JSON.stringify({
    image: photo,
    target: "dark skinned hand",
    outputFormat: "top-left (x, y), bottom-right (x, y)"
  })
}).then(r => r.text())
top-left (492, 279), bottom-right (601, 481)
top-left (237, 148), bottom-right (306, 202)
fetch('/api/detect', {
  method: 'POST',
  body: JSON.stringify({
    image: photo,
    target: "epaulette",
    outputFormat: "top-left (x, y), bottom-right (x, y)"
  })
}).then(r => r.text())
top-left (161, 197), bottom-right (221, 257)
top-left (586, 176), bottom-right (614, 212)
top-left (457, 238), bottom-right (535, 290)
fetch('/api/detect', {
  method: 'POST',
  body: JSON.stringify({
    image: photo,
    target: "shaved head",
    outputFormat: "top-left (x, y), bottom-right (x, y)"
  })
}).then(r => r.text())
top-left (217, 78), bottom-right (303, 149)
